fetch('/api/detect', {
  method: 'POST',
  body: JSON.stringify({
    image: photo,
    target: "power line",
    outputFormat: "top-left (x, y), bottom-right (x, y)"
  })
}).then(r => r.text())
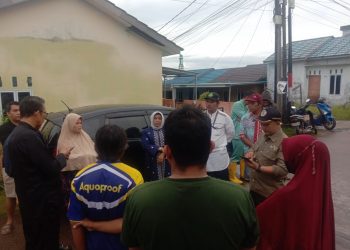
top-left (163, 0), bottom-right (273, 37)
top-left (180, 0), bottom-right (272, 48)
top-left (172, 0), bottom-right (261, 42)
top-left (211, 0), bottom-right (261, 67)
top-left (170, 0), bottom-right (346, 46)
top-left (329, 0), bottom-right (350, 11)
top-left (296, 2), bottom-right (346, 26)
top-left (161, 0), bottom-right (347, 69)
top-left (163, 0), bottom-right (210, 36)
top-left (169, 0), bottom-right (221, 6)
top-left (158, 0), bottom-right (198, 32)
top-left (178, 2), bottom-right (268, 58)
top-left (236, 0), bottom-right (267, 66)
top-left (336, 0), bottom-right (350, 8)
top-left (307, 0), bottom-right (350, 17)
top-left (293, 8), bottom-right (339, 30)
top-left (171, 0), bottom-right (243, 41)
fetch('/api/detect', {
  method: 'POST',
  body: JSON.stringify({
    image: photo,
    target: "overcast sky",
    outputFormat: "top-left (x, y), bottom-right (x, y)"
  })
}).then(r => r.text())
top-left (111, 0), bottom-right (350, 69)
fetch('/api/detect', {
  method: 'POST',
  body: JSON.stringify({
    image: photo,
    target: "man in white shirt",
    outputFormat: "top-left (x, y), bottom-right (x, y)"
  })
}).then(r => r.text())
top-left (205, 92), bottom-right (234, 180)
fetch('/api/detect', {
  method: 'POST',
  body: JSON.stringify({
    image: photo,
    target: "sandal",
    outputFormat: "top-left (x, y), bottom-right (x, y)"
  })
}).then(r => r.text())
top-left (1, 224), bottom-right (14, 235)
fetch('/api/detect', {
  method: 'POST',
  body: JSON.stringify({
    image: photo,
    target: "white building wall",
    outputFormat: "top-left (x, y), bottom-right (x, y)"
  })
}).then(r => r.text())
top-left (266, 63), bottom-right (274, 92)
top-left (266, 57), bottom-right (350, 105)
top-left (305, 58), bottom-right (350, 105)
top-left (266, 61), bottom-right (307, 104)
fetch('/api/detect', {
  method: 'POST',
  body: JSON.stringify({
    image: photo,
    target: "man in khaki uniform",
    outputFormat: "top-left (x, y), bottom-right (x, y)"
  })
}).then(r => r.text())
top-left (244, 106), bottom-right (288, 206)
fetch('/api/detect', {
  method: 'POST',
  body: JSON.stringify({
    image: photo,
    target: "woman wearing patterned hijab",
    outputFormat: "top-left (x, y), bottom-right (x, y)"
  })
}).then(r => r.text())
top-left (141, 111), bottom-right (170, 181)
top-left (256, 135), bottom-right (335, 250)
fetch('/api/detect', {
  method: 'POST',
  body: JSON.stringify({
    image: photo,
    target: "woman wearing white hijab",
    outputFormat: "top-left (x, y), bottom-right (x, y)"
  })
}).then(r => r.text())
top-left (141, 111), bottom-right (170, 181)
top-left (57, 113), bottom-right (97, 207)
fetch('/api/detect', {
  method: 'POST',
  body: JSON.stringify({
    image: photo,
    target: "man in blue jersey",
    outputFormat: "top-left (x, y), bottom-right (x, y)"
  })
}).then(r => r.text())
top-left (67, 125), bottom-right (143, 250)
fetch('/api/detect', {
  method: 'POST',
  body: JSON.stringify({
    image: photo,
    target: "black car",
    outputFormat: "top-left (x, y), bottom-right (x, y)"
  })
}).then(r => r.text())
top-left (40, 104), bottom-right (173, 181)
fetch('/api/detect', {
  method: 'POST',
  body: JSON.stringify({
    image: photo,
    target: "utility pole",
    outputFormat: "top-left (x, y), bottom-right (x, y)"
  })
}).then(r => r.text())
top-left (282, 0), bottom-right (287, 81)
top-left (288, 0), bottom-right (294, 89)
top-left (281, 0), bottom-right (288, 123)
top-left (285, 0), bottom-right (295, 123)
top-left (273, 0), bottom-right (282, 105)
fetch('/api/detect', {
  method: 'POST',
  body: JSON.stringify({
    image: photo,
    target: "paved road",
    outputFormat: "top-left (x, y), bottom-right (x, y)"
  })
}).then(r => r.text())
top-left (316, 121), bottom-right (350, 250)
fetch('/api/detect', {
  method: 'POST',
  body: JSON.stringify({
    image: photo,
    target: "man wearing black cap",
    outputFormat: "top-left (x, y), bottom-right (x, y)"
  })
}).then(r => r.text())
top-left (244, 106), bottom-right (288, 206)
top-left (204, 92), bottom-right (234, 180)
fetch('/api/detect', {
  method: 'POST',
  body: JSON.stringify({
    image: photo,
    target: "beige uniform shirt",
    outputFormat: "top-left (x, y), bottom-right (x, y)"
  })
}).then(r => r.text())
top-left (250, 129), bottom-right (288, 198)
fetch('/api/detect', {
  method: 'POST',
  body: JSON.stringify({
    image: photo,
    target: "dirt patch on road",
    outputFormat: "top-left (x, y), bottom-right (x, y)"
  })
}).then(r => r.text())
top-left (0, 211), bottom-right (74, 250)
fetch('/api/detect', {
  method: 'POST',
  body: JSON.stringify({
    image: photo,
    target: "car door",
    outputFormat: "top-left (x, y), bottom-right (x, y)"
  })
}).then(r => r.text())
top-left (81, 115), bottom-right (104, 141)
top-left (106, 111), bottom-right (148, 177)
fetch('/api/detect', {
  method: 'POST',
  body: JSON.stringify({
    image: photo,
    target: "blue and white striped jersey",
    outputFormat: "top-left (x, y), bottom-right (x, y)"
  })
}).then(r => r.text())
top-left (67, 161), bottom-right (143, 250)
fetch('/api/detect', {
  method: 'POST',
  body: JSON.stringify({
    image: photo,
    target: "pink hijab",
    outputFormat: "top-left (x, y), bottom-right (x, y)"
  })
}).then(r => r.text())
top-left (256, 135), bottom-right (335, 250)
top-left (57, 113), bottom-right (97, 171)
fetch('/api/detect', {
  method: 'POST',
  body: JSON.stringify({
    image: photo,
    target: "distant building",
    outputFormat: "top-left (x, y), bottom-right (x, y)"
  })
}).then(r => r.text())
top-left (264, 25), bottom-right (350, 105)
top-left (0, 0), bottom-right (182, 112)
top-left (164, 64), bottom-right (267, 102)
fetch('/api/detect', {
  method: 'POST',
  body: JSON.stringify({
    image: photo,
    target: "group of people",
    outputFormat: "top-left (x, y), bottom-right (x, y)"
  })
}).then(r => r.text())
top-left (204, 90), bottom-right (288, 207)
top-left (0, 94), bottom-right (335, 250)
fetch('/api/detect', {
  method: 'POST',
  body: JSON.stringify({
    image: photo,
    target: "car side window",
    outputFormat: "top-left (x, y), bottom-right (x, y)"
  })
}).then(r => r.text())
top-left (108, 116), bottom-right (148, 139)
top-left (83, 117), bottom-right (103, 140)
top-left (108, 115), bottom-right (148, 174)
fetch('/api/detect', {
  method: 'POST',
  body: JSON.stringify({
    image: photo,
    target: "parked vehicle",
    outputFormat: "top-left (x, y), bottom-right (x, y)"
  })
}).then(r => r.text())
top-left (40, 104), bottom-right (173, 181)
top-left (289, 99), bottom-right (317, 135)
top-left (289, 98), bottom-right (336, 134)
top-left (313, 97), bottom-right (336, 130)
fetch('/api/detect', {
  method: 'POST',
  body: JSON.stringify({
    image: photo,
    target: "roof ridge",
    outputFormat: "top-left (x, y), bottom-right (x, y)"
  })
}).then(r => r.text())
top-left (304, 36), bottom-right (334, 60)
top-left (331, 35), bottom-right (350, 56)
top-left (293, 36), bottom-right (333, 44)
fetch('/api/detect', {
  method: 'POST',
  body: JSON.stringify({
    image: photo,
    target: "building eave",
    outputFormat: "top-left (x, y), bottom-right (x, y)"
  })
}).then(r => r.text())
top-left (167, 81), bottom-right (266, 88)
top-left (85, 0), bottom-right (183, 56)
top-left (162, 67), bottom-right (198, 77)
top-left (0, 0), bottom-right (183, 56)
top-left (265, 54), bottom-right (350, 65)
top-left (306, 54), bottom-right (350, 62)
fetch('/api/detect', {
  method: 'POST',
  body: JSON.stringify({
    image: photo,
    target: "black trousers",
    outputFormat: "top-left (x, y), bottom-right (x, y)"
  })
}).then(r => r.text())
top-left (207, 168), bottom-right (229, 181)
top-left (250, 191), bottom-right (267, 207)
top-left (20, 200), bottom-right (61, 250)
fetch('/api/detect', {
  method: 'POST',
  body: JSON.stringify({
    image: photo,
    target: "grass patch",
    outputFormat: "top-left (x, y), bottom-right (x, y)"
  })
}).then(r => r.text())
top-left (293, 104), bottom-right (350, 121)
top-left (283, 125), bottom-right (296, 137)
top-left (332, 105), bottom-right (350, 120)
top-left (300, 105), bottom-right (350, 121)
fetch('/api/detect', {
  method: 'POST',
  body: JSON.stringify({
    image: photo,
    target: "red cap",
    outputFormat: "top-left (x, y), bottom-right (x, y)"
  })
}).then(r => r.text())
top-left (244, 93), bottom-right (262, 103)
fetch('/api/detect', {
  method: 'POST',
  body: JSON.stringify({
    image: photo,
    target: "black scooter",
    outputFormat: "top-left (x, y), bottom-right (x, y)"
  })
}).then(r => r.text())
top-left (289, 99), bottom-right (317, 135)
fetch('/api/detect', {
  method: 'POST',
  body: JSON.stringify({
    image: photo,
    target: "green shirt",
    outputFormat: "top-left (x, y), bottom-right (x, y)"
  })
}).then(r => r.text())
top-left (250, 129), bottom-right (288, 197)
top-left (121, 177), bottom-right (259, 250)
top-left (231, 99), bottom-right (248, 140)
